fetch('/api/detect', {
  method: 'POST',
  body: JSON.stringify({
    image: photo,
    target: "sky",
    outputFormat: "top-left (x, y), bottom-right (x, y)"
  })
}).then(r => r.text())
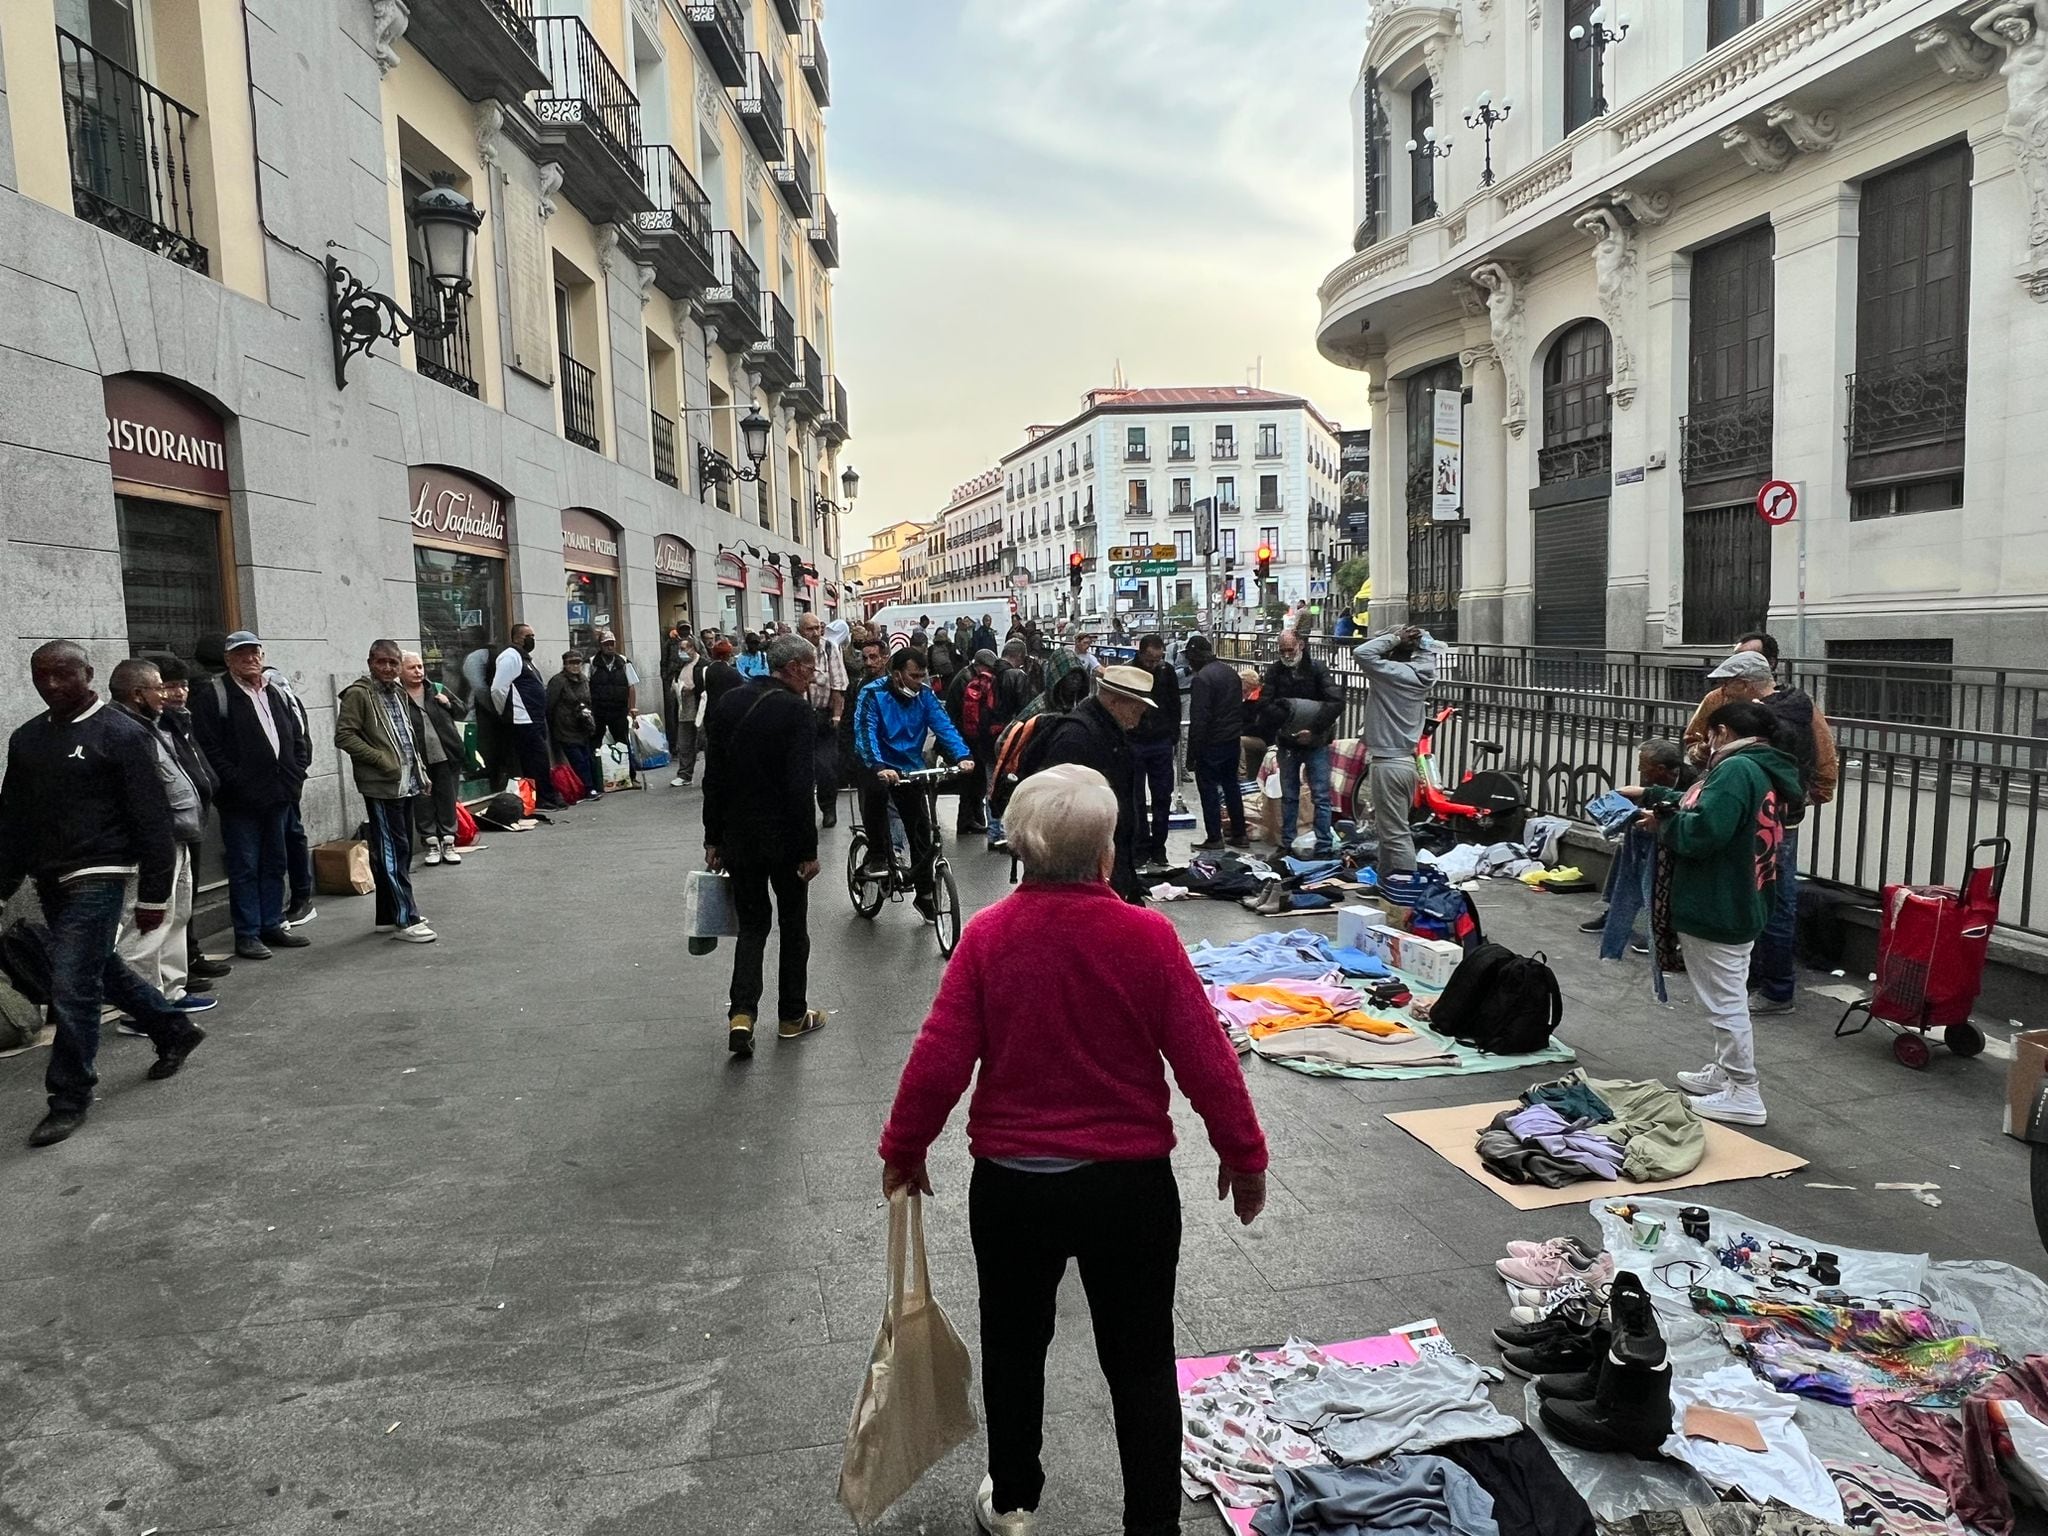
top-left (826, 0), bottom-right (1369, 546)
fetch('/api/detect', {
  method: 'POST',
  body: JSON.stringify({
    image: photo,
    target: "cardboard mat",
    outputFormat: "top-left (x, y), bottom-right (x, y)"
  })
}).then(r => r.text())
top-left (1385, 1098), bottom-right (1807, 1209)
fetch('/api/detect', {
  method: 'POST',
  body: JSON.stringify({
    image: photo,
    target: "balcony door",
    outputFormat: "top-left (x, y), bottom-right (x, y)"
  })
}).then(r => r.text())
top-left (57, 0), bottom-right (152, 223)
top-left (1403, 362), bottom-right (1463, 641)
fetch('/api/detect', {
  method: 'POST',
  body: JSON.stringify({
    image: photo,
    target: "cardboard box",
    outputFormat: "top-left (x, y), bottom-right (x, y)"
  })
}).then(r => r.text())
top-left (1335, 907), bottom-right (1464, 987)
top-left (2005, 1029), bottom-right (2048, 1139)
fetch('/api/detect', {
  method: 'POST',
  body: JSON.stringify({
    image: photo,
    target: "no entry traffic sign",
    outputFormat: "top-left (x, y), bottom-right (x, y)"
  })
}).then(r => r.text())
top-left (1756, 479), bottom-right (1800, 525)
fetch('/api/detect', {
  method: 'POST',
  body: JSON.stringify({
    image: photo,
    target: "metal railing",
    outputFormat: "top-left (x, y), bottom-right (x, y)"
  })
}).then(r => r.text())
top-left (1217, 632), bottom-right (2048, 937)
top-left (801, 18), bottom-right (831, 104)
top-left (1681, 397), bottom-right (1773, 484)
top-left (531, 14), bottom-right (643, 174)
top-left (809, 194), bottom-right (839, 266)
top-left (1846, 356), bottom-right (1968, 463)
top-left (736, 51), bottom-right (786, 158)
top-left (754, 291), bottom-right (797, 376)
top-left (638, 143), bottom-right (712, 253)
top-left (408, 258), bottom-right (478, 397)
top-left (559, 353), bottom-right (600, 451)
top-left (651, 409), bottom-right (678, 485)
top-left (56, 28), bottom-right (207, 273)
top-left (1126, 445), bottom-right (1151, 462)
top-left (824, 375), bottom-right (849, 439)
top-left (709, 230), bottom-right (761, 323)
top-left (799, 337), bottom-right (824, 403)
top-left (776, 133), bottom-right (815, 216)
top-left (1537, 434), bottom-right (1612, 485)
top-left (684, 0), bottom-right (746, 84)
top-left (1213, 440), bottom-right (1239, 459)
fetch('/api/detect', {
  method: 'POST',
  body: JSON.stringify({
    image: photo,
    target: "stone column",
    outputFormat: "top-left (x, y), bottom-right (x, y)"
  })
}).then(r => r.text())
top-left (1459, 346), bottom-right (1508, 643)
top-left (1370, 378), bottom-right (1406, 628)
top-left (1643, 250), bottom-right (1690, 650)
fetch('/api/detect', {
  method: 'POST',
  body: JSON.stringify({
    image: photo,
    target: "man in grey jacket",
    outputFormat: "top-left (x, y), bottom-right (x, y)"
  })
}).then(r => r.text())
top-left (1354, 625), bottom-right (1437, 875)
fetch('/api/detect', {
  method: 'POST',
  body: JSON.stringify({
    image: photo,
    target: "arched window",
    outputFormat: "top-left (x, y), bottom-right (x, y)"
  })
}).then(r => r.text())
top-left (1540, 320), bottom-right (1613, 484)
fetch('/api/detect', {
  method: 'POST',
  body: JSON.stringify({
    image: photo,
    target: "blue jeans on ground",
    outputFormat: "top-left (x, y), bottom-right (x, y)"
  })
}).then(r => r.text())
top-left (1277, 743), bottom-right (1334, 853)
top-left (1751, 826), bottom-right (1800, 1003)
top-left (1130, 739), bottom-right (1175, 862)
top-left (39, 876), bottom-right (187, 1114)
top-left (1193, 742), bottom-right (1246, 843)
top-left (285, 798), bottom-right (313, 910)
top-left (220, 803), bottom-right (289, 940)
top-left (363, 796), bottom-right (421, 930)
top-left (1598, 824), bottom-right (1656, 960)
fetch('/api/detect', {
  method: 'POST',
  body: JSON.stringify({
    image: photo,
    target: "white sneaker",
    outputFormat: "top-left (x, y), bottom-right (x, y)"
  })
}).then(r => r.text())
top-left (1688, 1084), bottom-right (1766, 1126)
top-left (393, 922), bottom-right (437, 944)
top-left (974, 1476), bottom-right (1035, 1535)
top-left (374, 923), bottom-right (398, 933)
top-left (1676, 1064), bottom-right (1727, 1096)
top-left (669, 775), bottom-right (686, 788)
top-left (423, 843), bottom-right (442, 866)
top-left (440, 838), bottom-right (462, 866)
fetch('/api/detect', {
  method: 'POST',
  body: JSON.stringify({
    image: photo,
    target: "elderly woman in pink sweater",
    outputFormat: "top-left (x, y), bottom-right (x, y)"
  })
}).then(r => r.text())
top-left (880, 764), bottom-right (1269, 1536)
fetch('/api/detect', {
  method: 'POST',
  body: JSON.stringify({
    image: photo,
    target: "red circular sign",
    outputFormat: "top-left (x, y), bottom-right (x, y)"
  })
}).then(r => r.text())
top-left (1756, 479), bottom-right (1798, 525)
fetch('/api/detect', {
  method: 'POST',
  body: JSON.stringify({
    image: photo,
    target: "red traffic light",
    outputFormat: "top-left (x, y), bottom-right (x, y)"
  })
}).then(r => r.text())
top-left (1068, 551), bottom-right (1083, 569)
top-left (1255, 543), bottom-right (1274, 564)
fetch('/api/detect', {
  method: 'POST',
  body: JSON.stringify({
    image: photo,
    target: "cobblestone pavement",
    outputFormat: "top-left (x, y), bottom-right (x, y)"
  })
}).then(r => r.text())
top-left (0, 782), bottom-right (2035, 1534)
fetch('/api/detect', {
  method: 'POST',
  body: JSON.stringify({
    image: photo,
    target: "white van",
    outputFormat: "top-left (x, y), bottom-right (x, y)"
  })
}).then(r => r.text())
top-left (866, 601), bottom-right (1010, 654)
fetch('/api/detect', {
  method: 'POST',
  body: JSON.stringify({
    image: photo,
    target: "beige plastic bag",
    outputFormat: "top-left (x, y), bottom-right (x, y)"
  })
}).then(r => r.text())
top-left (837, 1190), bottom-right (977, 1530)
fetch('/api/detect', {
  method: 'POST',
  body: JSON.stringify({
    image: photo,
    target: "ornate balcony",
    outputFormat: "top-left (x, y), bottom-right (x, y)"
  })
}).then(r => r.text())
top-left (809, 195), bottom-right (840, 268)
top-left (801, 20), bottom-right (831, 106)
top-left (685, 0), bottom-right (746, 86)
top-left (529, 16), bottom-right (651, 222)
top-left (770, 0), bottom-right (802, 34)
top-left (1846, 357), bottom-right (1968, 484)
top-left (1681, 398), bottom-right (1773, 487)
top-left (1536, 434), bottom-right (1613, 486)
top-left (56, 29), bottom-right (207, 273)
top-left (559, 353), bottom-right (600, 452)
top-left (752, 292), bottom-right (799, 388)
top-left (704, 231), bottom-right (763, 344)
top-left (775, 133), bottom-right (815, 219)
top-left (735, 52), bottom-right (786, 162)
top-left (636, 144), bottom-right (716, 298)
top-left (408, 259), bottom-right (479, 397)
top-left (403, 0), bottom-right (549, 104)
top-left (820, 376), bottom-right (850, 444)
top-left (789, 338), bottom-right (825, 419)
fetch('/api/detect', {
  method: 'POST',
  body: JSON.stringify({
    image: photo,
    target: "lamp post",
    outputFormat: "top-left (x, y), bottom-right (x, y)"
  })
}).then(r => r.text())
top-left (696, 404), bottom-right (774, 495)
top-left (325, 182), bottom-right (484, 389)
top-left (1404, 125), bottom-right (1452, 219)
top-left (1463, 91), bottom-right (1513, 188)
top-left (1568, 7), bottom-right (1630, 116)
top-left (812, 464), bottom-right (858, 559)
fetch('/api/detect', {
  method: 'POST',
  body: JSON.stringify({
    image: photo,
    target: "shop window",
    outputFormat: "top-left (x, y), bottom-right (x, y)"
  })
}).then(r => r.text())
top-left (117, 497), bottom-right (226, 663)
top-left (413, 544), bottom-right (506, 705)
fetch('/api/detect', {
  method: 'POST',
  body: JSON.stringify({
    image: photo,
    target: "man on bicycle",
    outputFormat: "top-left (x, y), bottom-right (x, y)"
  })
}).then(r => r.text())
top-left (853, 649), bottom-right (975, 919)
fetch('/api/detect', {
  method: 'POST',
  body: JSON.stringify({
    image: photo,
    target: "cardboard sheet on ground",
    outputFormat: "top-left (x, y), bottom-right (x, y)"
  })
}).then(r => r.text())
top-left (1177, 1334), bottom-right (1419, 1535)
top-left (1384, 1098), bottom-right (1806, 1208)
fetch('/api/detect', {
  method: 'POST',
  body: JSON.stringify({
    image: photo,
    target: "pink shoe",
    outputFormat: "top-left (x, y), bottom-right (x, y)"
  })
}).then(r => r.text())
top-left (1505, 1235), bottom-right (1601, 1263)
top-left (1495, 1247), bottom-right (1615, 1289)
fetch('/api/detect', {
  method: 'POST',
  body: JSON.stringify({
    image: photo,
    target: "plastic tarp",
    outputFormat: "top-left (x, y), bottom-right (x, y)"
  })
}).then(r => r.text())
top-left (1527, 1196), bottom-right (2048, 1519)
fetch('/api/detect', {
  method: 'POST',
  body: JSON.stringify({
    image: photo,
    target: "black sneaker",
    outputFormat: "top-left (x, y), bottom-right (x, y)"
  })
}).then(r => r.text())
top-left (1491, 1300), bottom-right (1601, 1350)
top-left (1502, 1326), bottom-right (1610, 1380)
top-left (1191, 838), bottom-right (1225, 851)
top-left (28, 1109), bottom-right (86, 1147)
top-left (189, 956), bottom-right (233, 980)
top-left (1608, 1271), bottom-right (1666, 1369)
top-left (1535, 1358), bottom-right (1604, 1402)
top-left (260, 927), bottom-right (311, 949)
top-left (1578, 911), bottom-right (1608, 934)
top-left (284, 900), bottom-right (317, 926)
top-left (234, 938), bottom-right (273, 961)
top-left (148, 1024), bottom-right (206, 1081)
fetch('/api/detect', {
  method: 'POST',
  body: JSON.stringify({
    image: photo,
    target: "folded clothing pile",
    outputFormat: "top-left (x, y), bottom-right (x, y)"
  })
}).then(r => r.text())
top-left (1475, 1071), bottom-right (1706, 1190)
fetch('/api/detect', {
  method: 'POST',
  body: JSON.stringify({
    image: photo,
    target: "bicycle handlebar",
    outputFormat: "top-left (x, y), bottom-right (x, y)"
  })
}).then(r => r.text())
top-left (893, 765), bottom-right (971, 781)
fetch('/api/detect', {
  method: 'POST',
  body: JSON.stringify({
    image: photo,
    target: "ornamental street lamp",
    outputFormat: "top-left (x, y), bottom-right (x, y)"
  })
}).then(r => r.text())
top-left (1569, 7), bottom-right (1631, 116)
top-left (1463, 91), bottom-right (1513, 188)
top-left (326, 182), bottom-right (485, 389)
top-left (1405, 124), bottom-right (1453, 161)
top-left (697, 405), bottom-right (774, 489)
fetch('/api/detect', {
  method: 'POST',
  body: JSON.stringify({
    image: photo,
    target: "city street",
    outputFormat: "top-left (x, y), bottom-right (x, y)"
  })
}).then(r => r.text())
top-left (0, 783), bottom-right (2036, 1535)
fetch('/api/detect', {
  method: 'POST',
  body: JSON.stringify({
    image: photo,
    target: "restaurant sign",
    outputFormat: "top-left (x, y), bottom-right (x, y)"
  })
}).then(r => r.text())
top-left (105, 375), bottom-right (230, 497)
top-left (408, 465), bottom-right (509, 554)
top-left (561, 507), bottom-right (621, 573)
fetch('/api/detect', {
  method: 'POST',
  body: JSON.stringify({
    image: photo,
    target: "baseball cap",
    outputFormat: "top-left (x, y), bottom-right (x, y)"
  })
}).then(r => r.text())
top-left (1098, 665), bottom-right (1158, 708)
top-left (224, 630), bottom-right (263, 651)
top-left (1707, 651), bottom-right (1774, 682)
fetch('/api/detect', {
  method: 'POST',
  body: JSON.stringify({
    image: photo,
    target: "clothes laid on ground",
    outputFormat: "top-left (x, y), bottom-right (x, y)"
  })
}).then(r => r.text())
top-left (1251, 1457), bottom-right (1500, 1536)
top-left (1477, 1123), bottom-right (1608, 1188)
top-left (1262, 1020), bottom-right (1577, 1081)
top-left (1597, 1509), bottom-right (1858, 1536)
top-left (1853, 1355), bottom-right (2048, 1536)
top-left (1249, 1026), bottom-right (1458, 1071)
top-left (1188, 930), bottom-right (1354, 985)
top-left (1823, 1460), bottom-right (1967, 1536)
top-left (1583, 1073), bottom-right (1707, 1181)
top-left (1180, 1339), bottom-right (1347, 1509)
top-left (1660, 1366), bottom-right (1843, 1520)
top-left (1476, 1072), bottom-right (1704, 1187)
top-left (1438, 1429), bottom-right (1596, 1536)
top-left (1497, 1104), bottom-right (1626, 1182)
top-left (1269, 1353), bottom-right (1522, 1465)
top-left (1523, 1078), bottom-right (1613, 1125)
top-left (1229, 981), bottom-right (1415, 1042)
top-left (1692, 1290), bottom-right (2009, 1408)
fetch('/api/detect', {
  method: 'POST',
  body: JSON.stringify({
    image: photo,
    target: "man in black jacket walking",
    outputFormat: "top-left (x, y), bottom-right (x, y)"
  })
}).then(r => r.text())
top-left (1185, 635), bottom-right (1249, 849)
top-left (1019, 664), bottom-right (1155, 903)
top-left (0, 642), bottom-right (207, 1146)
top-left (703, 634), bottom-right (825, 1058)
top-left (191, 633), bottom-right (312, 960)
top-left (1127, 633), bottom-right (1183, 870)
top-left (1259, 631), bottom-right (1344, 856)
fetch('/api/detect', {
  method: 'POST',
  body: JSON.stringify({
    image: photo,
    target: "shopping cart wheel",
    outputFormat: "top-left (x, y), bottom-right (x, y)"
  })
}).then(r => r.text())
top-left (1944, 1023), bottom-right (1987, 1059)
top-left (1894, 1032), bottom-right (1934, 1070)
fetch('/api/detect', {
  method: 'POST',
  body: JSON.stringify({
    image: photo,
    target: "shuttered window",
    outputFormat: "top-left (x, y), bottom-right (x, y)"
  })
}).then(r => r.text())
top-left (1404, 362), bottom-right (1463, 640)
top-left (1684, 225), bottom-right (1774, 505)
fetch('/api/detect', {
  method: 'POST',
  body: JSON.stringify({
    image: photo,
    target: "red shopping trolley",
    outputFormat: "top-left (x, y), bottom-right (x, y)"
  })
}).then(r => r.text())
top-left (1834, 837), bottom-right (2009, 1069)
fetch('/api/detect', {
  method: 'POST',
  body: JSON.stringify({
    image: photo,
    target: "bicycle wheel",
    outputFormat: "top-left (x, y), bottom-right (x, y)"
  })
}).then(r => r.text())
top-left (846, 833), bottom-right (884, 918)
top-left (932, 864), bottom-right (962, 957)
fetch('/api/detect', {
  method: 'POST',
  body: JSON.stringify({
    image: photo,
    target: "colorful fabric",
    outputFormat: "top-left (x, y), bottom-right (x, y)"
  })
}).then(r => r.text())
top-left (1691, 1288), bottom-right (2009, 1407)
top-left (1228, 980), bottom-right (1415, 1041)
top-left (1852, 1355), bottom-right (2048, 1536)
top-left (1823, 1460), bottom-right (1967, 1536)
top-left (1180, 1339), bottom-right (1344, 1510)
top-left (1188, 930), bottom-right (1387, 985)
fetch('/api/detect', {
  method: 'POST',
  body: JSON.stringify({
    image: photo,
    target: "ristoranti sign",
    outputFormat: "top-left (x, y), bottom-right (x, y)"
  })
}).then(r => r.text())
top-left (408, 466), bottom-right (509, 554)
top-left (560, 507), bottom-right (621, 573)
top-left (105, 375), bottom-right (229, 497)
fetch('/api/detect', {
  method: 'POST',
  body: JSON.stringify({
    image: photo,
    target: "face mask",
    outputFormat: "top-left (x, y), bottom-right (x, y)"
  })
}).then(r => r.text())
top-left (894, 682), bottom-right (921, 700)
top-left (521, 636), bottom-right (536, 655)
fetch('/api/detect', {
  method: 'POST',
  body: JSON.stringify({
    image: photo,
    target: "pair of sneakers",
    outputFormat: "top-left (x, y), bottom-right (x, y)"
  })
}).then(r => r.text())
top-left (1495, 1235), bottom-right (1614, 1290)
top-left (1674, 1064), bottom-right (1767, 1125)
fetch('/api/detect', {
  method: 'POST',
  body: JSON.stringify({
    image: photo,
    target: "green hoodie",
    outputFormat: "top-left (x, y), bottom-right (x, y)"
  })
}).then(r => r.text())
top-left (1642, 741), bottom-right (1803, 944)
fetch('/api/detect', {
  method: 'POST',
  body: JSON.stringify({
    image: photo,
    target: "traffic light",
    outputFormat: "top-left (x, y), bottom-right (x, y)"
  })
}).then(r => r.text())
top-left (1068, 550), bottom-right (1084, 591)
top-left (1222, 583), bottom-right (1237, 605)
top-left (1255, 542), bottom-right (1274, 582)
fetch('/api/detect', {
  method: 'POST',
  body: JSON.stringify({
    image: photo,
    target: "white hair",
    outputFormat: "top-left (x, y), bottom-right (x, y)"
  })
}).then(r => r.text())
top-left (400, 649), bottom-right (424, 667)
top-left (1006, 764), bottom-right (1117, 883)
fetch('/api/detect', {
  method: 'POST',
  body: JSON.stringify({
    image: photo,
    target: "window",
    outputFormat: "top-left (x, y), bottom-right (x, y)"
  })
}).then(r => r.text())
top-left (403, 168), bottom-right (478, 398)
top-left (1126, 426), bottom-right (1148, 461)
top-left (1217, 474), bottom-right (1237, 509)
top-left (1260, 526), bottom-right (1281, 555)
top-left (1404, 361), bottom-right (1464, 640)
top-left (1258, 474), bottom-right (1280, 511)
top-left (1681, 505), bottom-right (1771, 645)
top-left (1172, 476), bottom-right (1192, 509)
top-left (1826, 639), bottom-right (1954, 729)
top-left (1221, 527), bottom-right (1238, 560)
top-left (1564, 0), bottom-right (1600, 133)
top-left (1257, 423), bottom-right (1281, 458)
top-left (118, 497), bottom-right (227, 663)
top-left (1540, 320), bottom-right (1613, 484)
top-left (1069, 444), bottom-right (1078, 472)
top-left (1171, 424), bottom-right (1192, 459)
top-left (1708, 0), bottom-right (1762, 47)
top-left (1357, 68), bottom-right (1389, 251)
top-left (1684, 225), bottom-right (1775, 501)
top-left (1849, 143), bottom-right (1971, 517)
top-left (1174, 530), bottom-right (1194, 562)
top-left (1214, 425), bottom-right (1236, 458)
top-left (1128, 478), bottom-right (1149, 514)
top-left (1409, 80), bottom-right (1437, 223)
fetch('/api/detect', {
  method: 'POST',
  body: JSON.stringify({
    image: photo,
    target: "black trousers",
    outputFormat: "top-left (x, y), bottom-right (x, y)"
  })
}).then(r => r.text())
top-left (593, 709), bottom-right (637, 781)
top-left (970, 1158), bottom-right (1182, 1535)
top-left (725, 857), bottom-right (810, 1023)
top-left (812, 707), bottom-right (839, 812)
top-left (857, 770), bottom-right (936, 899)
top-left (513, 722), bottom-right (565, 807)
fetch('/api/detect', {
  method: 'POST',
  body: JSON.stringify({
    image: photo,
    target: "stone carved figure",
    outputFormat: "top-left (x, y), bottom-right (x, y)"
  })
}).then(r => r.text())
top-left (1972, 0), bottom-right (2048, 254)
top-left (1573, 208), bottom-right (1639, 405)
top-left (1914, 19), bottom-right (2001, 81)
top-left (536, 163), bottom-right (564, 223)
top-left (474, 99), bottom-right (505, 169)
top-left (1469, 261), bottom-right (1528, 434)
top-left (370, 0), bottom-right (409, 76)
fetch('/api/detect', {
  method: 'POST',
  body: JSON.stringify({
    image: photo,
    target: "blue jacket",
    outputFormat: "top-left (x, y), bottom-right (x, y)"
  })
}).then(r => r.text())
top-left (853, 677), bottom-right (971, 774)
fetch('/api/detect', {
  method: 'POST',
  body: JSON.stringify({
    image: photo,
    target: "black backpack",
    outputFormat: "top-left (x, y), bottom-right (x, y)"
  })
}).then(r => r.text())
top-left (1432, 943), bottom-right (1562, 1055)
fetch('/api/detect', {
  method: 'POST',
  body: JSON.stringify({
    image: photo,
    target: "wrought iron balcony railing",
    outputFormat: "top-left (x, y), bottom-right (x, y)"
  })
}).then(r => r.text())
top-left (408, 258), bottom-right (479, 397)
top-left (735, 52), bottom-right (786, 160)
top-left (1681, 397), bottom-right (1773, 485)
top-left (1212, 440), bottom-right (1238, 459)
top-left (706, 231), bottom-right (763, 341)
top-left (752, 291), bottom-right (798, 385)
top-left (56, 28), bottom-right (207, 273)
top-left (559, 353), bottom-right (601, 452)
top-left (1536, 433), bottom-right (1613, 486)
top-left (801, 19), bottom-right (831, 105)
top-left (775, 133), bottom-right (815, 219)
top-left (809, 194), bottom-right (840, 268)
top-left (685, 0), bottom-right (746, 86)
top-left (652, 409), bottom-right (679, 486)
top-left (531, 15), bottom-right (643, 176)
top-left (1846, 356), bottom-right (1968, 466)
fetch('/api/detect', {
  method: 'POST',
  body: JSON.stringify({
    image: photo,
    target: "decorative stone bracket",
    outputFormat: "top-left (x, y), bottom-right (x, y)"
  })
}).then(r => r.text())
top-left (1719, 103), bottom-right (1836, 174)
top-left (536, 163), bottom-right (564, 223)
top-left (371, 0), bottom-right (409, 77)
top-left (1469, 260), bottom-right (1529, 434)
top-left (1915, 19), bottom-right (2001, 81)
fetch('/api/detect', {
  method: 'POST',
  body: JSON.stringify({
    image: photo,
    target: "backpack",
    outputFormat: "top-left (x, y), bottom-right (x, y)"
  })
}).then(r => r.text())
top-left (1431, 943), bottom-right (1562, 1055)
top-left (961, 672), bottom-right (996, 741)
top-left (987, 712), bottom-right (1057, 817)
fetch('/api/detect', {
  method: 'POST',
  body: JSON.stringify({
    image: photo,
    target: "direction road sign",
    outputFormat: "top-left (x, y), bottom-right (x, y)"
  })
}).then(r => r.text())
top-left (1109, 560), bottom-right (1178, 578)
top-left (1756, 478), bottom-right (1800, 525)
top-left (1107, 544), bottom-right (1177, 561)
